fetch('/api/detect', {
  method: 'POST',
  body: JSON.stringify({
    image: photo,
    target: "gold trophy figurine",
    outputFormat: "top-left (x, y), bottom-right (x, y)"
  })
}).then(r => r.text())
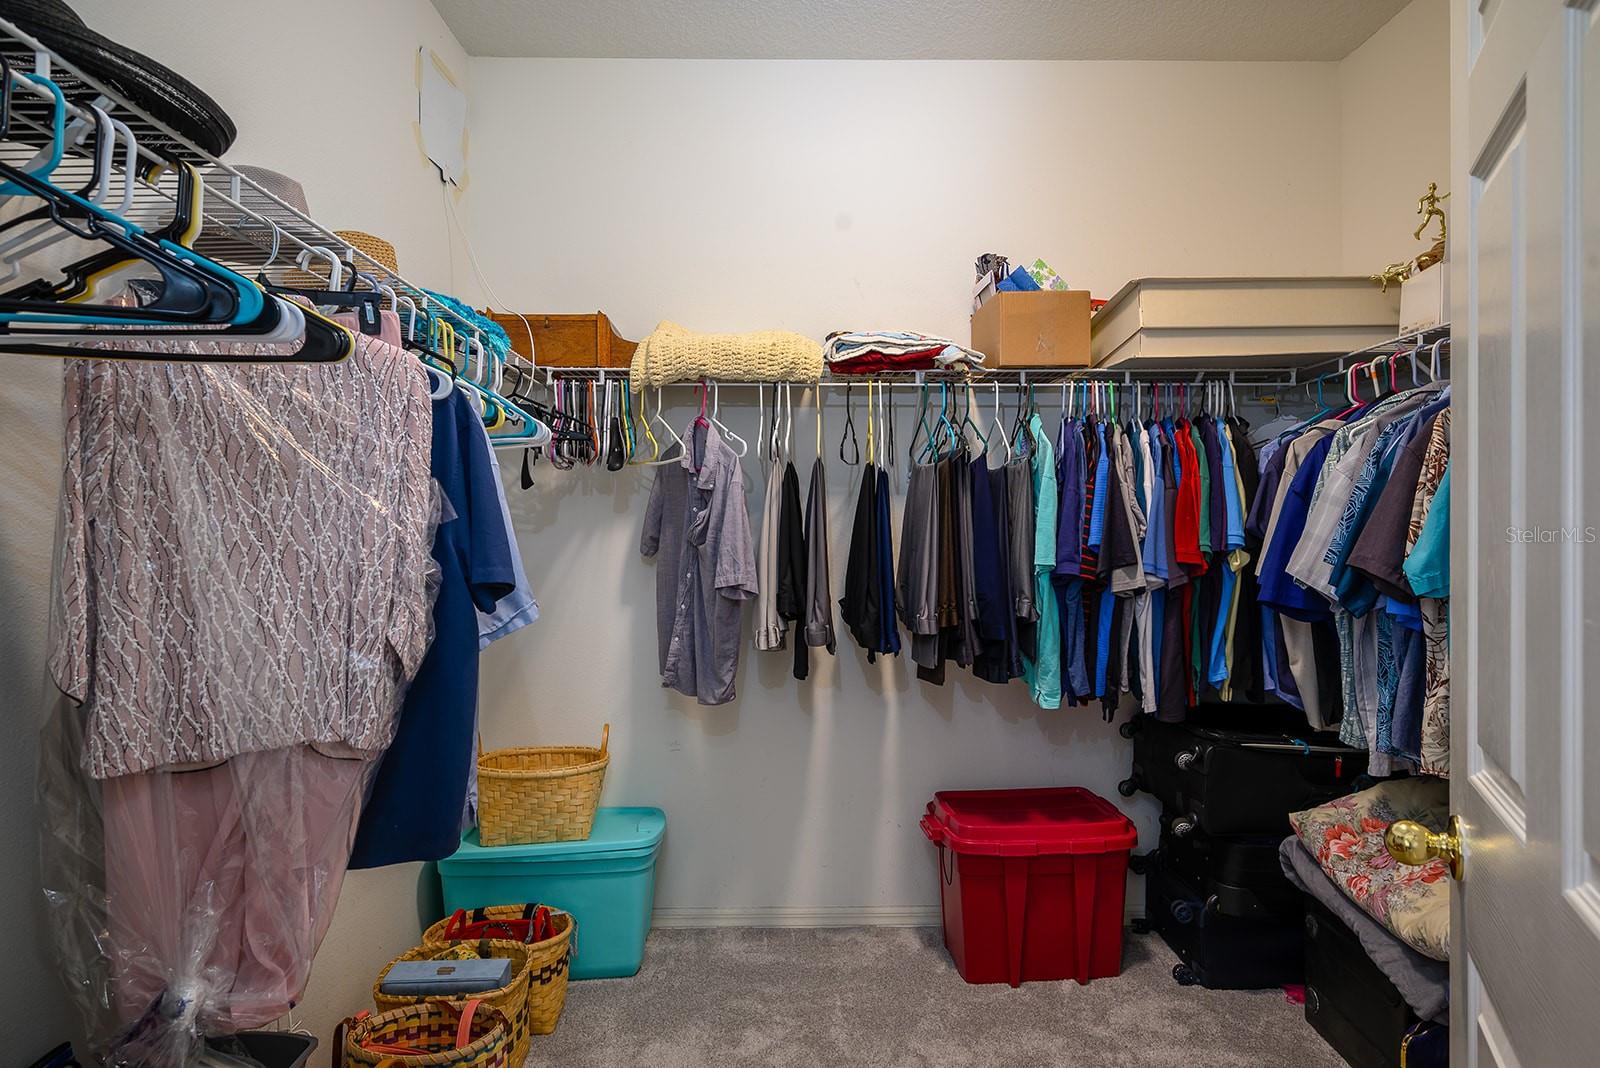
top-left (1371, 182), bottom-right (1450, 291)
top-left (1413, 182), bottom-right (1449, 243)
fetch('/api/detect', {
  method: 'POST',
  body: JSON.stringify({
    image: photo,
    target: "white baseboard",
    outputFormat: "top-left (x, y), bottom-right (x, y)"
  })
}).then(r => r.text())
top-left (652, 901), bottom-right (1146, 929)
top-left (652, 905), bottom-right (942, 928)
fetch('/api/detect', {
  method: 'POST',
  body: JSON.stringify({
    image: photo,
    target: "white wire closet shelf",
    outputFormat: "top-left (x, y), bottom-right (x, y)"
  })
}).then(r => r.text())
top-left (0, 15), bottom-right (499, 356)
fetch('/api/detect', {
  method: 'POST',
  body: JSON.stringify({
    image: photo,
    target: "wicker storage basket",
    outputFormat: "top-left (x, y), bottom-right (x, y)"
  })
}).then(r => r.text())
top-left (373, 941), bottom-right (532, 1066)
top-left (477, 724), bottom-right (609, 846)
top-left (424, 907), bottom-right (576, 1036)
top-left (339, 999), bottom-right (511, 1068)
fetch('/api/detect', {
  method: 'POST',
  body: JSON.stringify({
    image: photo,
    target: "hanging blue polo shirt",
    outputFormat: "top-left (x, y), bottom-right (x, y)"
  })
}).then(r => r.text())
top-left (351, 388), bottom-right (517, 869)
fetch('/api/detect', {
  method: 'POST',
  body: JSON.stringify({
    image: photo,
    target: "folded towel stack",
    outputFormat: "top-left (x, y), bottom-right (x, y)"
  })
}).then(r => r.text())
top-left (823, 331), bottom-right (985, 375)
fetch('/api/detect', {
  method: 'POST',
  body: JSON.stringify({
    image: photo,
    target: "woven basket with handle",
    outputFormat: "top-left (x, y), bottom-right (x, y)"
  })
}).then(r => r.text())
top-left (477, 724), bottom-right (609, 846)
top-left (338, 998), bottom-right (510, 1068)
top-left (423, 906), bottom-right (575, 1036)
top-left (372, 940), bottom-right (531, 1066)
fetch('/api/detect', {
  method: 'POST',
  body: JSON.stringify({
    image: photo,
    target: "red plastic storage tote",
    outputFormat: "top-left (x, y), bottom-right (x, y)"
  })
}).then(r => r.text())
top-left (920, 786), bottom-right (1137, 987)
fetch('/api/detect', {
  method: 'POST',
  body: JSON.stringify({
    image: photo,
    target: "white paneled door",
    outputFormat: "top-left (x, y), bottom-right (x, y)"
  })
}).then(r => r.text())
top-left (1450, 0), bottom-right (1600, 1063)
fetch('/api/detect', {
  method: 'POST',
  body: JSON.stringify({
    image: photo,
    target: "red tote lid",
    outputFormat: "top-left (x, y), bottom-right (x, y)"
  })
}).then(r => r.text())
top-left (924, 787), bottom-right (1138, 856)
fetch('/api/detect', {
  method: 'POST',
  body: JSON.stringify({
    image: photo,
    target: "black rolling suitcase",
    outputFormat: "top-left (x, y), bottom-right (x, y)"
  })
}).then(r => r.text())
top-left (1119, 713), bottom-right (1367, 836)
top-left (1303, 898), bottom-right (1448, 1068)
top-left (1140, 824), bottom-right (1301, 921)
top-left (1141, 851), bottom-right (1304, 989)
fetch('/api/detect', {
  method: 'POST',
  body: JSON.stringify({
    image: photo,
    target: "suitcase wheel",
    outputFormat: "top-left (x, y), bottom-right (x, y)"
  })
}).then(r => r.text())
top-left (1119, 719), bottom-right (1141, 739)
top-left (1172, 964), bottom-right (1199, 986)
top-left (1128, 852), bottom-right (1151, 875)
top-left (1170, 815), bottom-right (1197, 837)
top-left (1170, 899), bottom-right (1196, 925)
top-left (1117, 776), bottom-right (1140, 798)
top-left (1173, 748), bottom-right (1199, 771)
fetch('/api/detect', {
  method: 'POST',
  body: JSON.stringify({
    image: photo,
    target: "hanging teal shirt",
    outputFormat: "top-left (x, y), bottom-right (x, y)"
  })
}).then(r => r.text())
top-left (1404, 464), bottom-right (1450, 599)
top-left (1022, 414), bottom-right (1062, 709)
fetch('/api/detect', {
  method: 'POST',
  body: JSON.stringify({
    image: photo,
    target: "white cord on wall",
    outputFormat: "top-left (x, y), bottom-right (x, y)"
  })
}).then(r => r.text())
top-left (441, 184), bottom-right (539, 371)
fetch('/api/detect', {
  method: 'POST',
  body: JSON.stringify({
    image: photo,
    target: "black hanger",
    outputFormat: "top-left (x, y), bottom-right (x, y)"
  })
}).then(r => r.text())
top-left (839, 383), bottom-right (860, 465)
top-left (259, 256), bottom-right (384, 335)
top-left (4, 157), bottom-right (218, 316)
top-left (0, 157), bottom-right (239, 323)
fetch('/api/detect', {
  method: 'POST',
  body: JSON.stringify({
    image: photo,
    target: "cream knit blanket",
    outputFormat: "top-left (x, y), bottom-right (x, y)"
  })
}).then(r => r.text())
top-left (629, 321), bottom-right (823, 389)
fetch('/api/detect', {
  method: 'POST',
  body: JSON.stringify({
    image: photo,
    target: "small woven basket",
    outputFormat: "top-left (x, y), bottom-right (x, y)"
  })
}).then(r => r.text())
top-left (477, 724), bottom-right (609, 846)
top-left (423, 907), bottom-right (576, 1036)
top-left (373, 941), bottom-right (532, 1066)
top-left (339, 998), bottom-right (511, 1068)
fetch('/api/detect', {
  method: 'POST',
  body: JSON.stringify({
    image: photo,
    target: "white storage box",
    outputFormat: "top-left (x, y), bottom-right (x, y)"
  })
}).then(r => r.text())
top-left (1399, 263), bottom-right (1449, 335)
top-left (1091, 277), bottom-right (1401, 369)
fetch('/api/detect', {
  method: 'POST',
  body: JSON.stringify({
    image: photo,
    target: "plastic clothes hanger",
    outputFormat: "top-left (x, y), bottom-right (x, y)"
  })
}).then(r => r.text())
top-left (0, 104), bottom-right (121, 282)
top-left (0, 156), bottom-right (248, 327)
top-left (935, 381), bottom-right (960, 457)
top-left (0, 72), bottom-right (65, 197)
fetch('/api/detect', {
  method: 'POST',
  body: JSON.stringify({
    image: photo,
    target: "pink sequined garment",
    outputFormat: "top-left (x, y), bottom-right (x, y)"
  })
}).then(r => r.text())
top-left (51, 334), bottom-right (438, 778)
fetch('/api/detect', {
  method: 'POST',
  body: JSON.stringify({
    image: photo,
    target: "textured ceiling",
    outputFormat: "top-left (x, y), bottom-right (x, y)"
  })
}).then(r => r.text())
top-left (431, 0), bottom-right (1411, 61)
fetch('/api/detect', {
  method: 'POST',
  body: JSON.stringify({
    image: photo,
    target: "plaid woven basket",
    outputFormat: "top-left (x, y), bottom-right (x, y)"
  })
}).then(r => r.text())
top-left (372, 940), bottom-right (532, 1066)
top-left (339, 998), bottom-right (511, 1068)
top-left (423, 906), bottom-right (575, 1035)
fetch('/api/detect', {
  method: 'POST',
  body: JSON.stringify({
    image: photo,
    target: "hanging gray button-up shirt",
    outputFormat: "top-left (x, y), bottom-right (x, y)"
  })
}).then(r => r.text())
top-left (641, 421), bottom-right (758, 705)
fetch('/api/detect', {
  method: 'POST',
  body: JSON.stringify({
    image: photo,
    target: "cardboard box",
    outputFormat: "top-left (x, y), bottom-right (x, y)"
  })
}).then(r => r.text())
top-left (970, 290), bottom-right (1091, 368)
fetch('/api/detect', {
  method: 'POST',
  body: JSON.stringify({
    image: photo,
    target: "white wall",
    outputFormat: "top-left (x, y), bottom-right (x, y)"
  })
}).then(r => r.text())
top-left (1338, 0), bottom-right (1452, 275)
top-left (466, 59), bottom-right (1347, 342)
top-left (0, 0), bottom-right (471, 1057)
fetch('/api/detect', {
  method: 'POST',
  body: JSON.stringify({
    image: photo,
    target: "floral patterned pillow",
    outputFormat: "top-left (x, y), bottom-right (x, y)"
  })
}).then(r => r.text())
top-left (1290, 777), bottom-right (1451, 961)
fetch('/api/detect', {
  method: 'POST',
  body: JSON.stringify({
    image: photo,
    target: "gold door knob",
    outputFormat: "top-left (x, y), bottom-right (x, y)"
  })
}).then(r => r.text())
top-left (1384, 814), bottom-right (1463, 881)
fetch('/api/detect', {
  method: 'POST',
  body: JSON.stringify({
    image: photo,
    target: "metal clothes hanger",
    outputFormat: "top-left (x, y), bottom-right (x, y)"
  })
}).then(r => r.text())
top-left (986, 381), bottom-right (1012, 464)
top-left (706, 379), bottom-right (748, 456)
top-left (960, 379), bottom-right (988, 452)
top-left (840, 383), bottom-right (861, 465)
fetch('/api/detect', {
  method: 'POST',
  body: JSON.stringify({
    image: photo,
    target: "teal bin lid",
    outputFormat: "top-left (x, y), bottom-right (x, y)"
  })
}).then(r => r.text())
top-left (442, 807), bottom-right (666, 869)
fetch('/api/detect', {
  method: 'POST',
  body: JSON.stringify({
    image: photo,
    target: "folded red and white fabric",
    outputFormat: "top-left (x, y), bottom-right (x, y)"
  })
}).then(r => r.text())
top-left (823, 331), bottom-right (984, 373)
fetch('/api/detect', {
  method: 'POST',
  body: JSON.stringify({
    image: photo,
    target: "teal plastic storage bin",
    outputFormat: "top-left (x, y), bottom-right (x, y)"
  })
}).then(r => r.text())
top-left (439, 807), bottom-right (665, 980)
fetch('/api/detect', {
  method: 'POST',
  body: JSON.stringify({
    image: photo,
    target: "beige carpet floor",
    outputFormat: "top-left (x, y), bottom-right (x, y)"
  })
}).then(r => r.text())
top-left (529, 927), bottom-right (1347, 1067)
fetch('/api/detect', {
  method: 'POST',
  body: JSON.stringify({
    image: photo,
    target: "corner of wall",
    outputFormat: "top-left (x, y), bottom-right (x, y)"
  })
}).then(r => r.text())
top-left (1335, 0), bottom-right (1452, 277)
